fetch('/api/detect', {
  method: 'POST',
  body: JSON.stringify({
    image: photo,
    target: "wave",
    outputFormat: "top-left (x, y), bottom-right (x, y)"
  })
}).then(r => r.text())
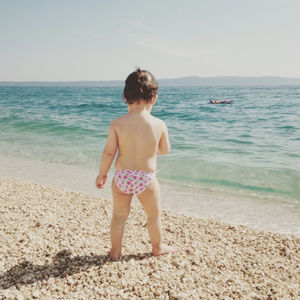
top-left (1, 85), bottom-right (300, 204)
top-left (76, 103), bottom-right (109, 110)
top-left (224, 139), bottom-right (253, 145)
top-left (165, 173), bottom-right (299, 200)
top-left (0, 114), bottom-right (96, 137)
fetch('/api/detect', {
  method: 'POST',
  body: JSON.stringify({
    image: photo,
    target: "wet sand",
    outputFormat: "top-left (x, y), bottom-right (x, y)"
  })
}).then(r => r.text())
top-left (1, 153), bottom-right (300, 237)
top-left (0, 177), bottom-right (299, 299)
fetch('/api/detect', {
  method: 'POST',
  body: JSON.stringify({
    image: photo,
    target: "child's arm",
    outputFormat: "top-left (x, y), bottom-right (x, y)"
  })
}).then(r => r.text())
top-left (96, 121), bottom-right (118, 189)
top-left (158, 121), bottom-right (171, 155)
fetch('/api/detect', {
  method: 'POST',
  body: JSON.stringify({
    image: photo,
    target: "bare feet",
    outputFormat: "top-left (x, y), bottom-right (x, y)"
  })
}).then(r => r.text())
top-left (109, 249), bottom-right (121, 260)
top-left (152, 245), bottom-right (176, 256)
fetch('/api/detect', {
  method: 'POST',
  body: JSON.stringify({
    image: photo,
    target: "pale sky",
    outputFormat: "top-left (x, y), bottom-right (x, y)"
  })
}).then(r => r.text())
top-left (1, 0), bottom-right (300, 81)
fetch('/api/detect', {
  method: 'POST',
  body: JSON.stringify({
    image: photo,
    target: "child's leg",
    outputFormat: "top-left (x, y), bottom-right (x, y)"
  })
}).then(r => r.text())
top-left (137, 177), bottom-right (174, 256)
top-left (110, 181), bottom-right (133, 259)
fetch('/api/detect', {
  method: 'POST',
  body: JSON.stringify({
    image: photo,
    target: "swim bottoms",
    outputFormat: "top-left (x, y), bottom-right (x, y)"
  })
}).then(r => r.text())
top-left (113, 169), bottom-right (156, 195)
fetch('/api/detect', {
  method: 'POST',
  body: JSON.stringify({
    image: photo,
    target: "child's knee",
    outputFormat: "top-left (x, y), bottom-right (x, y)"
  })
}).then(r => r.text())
top-left (112, 212), bottom-right (129, 221)
top-left (146, 212), bottom-right (161, 220)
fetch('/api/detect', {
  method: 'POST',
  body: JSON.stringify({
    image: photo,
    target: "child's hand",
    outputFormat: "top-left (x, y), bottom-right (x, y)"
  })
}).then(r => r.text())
top-left (96, 174), bottom-right (107, 189)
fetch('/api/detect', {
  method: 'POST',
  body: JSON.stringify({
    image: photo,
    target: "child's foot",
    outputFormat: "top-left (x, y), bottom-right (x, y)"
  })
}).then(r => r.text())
top-left (109, 249), bottom-right (121, 260)
top-left (152, 245), bottom-right (176, 256)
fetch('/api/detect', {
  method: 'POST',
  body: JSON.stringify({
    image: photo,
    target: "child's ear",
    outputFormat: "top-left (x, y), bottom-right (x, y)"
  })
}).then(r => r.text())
top-left (151, 94), bottom-right (157, 104)
top-left (123, 95), bottom-right (128, 104)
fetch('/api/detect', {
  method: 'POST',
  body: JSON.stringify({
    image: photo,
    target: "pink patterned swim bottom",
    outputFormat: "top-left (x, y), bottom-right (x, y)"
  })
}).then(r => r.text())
top-left (113, 169), bottom-right (156, 195)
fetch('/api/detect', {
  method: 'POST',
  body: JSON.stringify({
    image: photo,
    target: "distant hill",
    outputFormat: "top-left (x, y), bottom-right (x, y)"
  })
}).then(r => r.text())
top-left (1, 76), bottom-right (300, 86)
top-left (158, 76), bottom-right (300, 86)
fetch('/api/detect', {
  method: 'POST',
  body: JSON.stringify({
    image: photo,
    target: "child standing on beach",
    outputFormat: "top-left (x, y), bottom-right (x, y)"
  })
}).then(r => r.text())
top-left (96, 68), bottom-right (175, 259)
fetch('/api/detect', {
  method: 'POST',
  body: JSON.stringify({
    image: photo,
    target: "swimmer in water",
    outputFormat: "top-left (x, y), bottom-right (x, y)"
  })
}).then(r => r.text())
top-left (210, 100), bottom-right (233, 104)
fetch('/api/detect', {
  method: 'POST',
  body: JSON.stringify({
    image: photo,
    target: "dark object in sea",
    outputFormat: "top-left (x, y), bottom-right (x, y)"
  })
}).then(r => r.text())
top-left (210, 100), bottom-right (233, 104)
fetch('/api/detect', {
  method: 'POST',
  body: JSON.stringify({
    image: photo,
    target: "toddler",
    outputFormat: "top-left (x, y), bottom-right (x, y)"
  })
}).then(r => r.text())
top-left (96, 68), bottom-right (175, 259)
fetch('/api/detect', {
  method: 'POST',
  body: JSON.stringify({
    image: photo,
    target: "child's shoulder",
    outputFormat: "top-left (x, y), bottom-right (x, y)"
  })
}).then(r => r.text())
top-left (149, 115), bottom-right (168, 132)
top-left (151, 115), bottom-right (165, 124)
top-left (109, 114), bottom-right (134, 130)
top-left (110, 114), bottom-right (166, 130)
top-left (110, 115), bottom-right (127, 125)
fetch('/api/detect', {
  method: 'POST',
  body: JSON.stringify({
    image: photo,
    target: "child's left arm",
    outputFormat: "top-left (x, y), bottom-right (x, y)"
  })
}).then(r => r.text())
top-left (96, 121), bottom-right (118, 189)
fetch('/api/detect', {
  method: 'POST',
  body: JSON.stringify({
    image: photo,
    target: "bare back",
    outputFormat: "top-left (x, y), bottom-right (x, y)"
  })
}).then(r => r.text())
top-left (114, 111), bottom-right (167, 172)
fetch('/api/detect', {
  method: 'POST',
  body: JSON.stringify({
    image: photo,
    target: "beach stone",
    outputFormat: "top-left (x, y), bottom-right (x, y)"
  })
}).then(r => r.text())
top-left (151, 272), bottom-right (160, 280)
top-left (32, 290), bottom-right (40, 298)
top-left (171, 291), bottom-right (189, 299)
top-left (34, 221), bottom-right (41, 227)
top-left (1, 178), bottom-right (299, 300)
top-left (16, 294), bottom-right (25, 300)
top-left (67, 277), bottom-right (75, 285)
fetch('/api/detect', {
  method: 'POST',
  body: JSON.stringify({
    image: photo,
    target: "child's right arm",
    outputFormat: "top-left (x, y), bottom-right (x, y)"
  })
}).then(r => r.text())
top-left (96, 121), bottom-right (118, 189)
top-left (158, 121), bottom-right (171, 155)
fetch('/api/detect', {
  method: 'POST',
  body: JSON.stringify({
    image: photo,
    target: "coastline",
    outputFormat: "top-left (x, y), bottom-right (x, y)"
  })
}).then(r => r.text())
top-left (1, 153), bottom-right (300, 237)
top-left (1, 177), bottom-right (299, 299)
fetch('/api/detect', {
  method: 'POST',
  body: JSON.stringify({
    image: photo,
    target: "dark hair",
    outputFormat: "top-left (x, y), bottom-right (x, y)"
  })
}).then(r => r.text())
top-left (123, 68), bottom-right (159, 104)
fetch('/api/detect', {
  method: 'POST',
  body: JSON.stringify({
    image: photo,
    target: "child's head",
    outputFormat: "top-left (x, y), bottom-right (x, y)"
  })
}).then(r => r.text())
top-left (123, 68), bottom-right (159, 104)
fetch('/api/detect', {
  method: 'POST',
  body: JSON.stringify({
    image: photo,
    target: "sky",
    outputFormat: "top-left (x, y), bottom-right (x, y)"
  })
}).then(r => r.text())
top-left (0, 0), bottom-right (300, 81)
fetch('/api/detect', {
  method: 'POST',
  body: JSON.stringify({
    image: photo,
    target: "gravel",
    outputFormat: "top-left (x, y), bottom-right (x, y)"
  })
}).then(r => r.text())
top-left (0, 177), bottom-right (299, 299)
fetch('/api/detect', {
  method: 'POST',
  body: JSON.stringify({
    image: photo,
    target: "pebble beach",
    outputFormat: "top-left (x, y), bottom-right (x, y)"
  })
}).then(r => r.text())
top-left (1, 177), bottom-right (299, 299)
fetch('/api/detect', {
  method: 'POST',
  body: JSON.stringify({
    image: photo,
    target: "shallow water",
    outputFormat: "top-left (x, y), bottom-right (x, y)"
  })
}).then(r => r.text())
top-left (1, 154), bottom-right (299, 236)
top-left (1, 85), bottom-right (299, 204)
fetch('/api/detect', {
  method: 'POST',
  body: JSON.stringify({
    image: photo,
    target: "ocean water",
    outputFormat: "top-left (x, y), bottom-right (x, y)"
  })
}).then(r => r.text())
top-left (0, 85), bottom-right (300, 206)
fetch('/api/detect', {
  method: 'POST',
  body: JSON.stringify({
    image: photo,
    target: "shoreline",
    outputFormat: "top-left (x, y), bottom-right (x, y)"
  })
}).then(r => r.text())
top-left (1, 177), bottom-right (299, 299)
top-left (1, 153), bottom-right (300, 237)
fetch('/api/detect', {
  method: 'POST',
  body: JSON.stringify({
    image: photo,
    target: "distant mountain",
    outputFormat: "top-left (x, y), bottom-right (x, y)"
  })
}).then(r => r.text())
top-left (158, 76), bottom-right (300, 86)
top-left (1, 76), bottom-right (300, 86)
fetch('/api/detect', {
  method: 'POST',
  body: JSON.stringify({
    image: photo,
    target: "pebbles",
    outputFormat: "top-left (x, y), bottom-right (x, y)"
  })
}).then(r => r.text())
top-left (32, 290), bottom-right (40, 298)
top-left (0, 177), bottom-right (299, 299)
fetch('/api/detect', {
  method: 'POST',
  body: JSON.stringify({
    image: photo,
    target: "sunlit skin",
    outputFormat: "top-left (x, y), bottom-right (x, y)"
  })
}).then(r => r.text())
top-left (96, 95), bottom-right (175, 259)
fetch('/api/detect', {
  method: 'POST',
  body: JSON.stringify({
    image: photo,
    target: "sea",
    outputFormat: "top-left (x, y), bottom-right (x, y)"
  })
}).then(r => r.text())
top-left (1, 85), bottom-right (300, 235)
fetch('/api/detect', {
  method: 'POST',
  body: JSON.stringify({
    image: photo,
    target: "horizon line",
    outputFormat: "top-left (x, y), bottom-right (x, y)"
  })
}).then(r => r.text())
top-left (1, 75), bottom-right (300, 83)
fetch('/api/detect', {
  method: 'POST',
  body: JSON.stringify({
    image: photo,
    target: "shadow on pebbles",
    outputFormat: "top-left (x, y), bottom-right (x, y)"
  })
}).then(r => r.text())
top-left (0, 178), bottom-right (299, 299)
